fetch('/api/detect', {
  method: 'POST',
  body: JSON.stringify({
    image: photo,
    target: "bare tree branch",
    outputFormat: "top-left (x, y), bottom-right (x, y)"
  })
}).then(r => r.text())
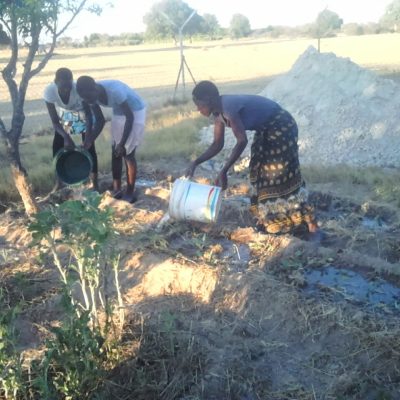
top-left (29, 38), bottom-right (57, 78)
top-left (2, 5), bottom-right (18, 83)
top-left (56, 0), bottom-right (87, 39)
top-left (0, 118), bottom-right (7, 138)
top-left (19, 25), bottom-right (40, 108)
top-left (29, 0), bottom-right (88, 77)
top-left (0, 118), bottom-right (10, 152)
top-left (0, 17), bottom-right (11, 33)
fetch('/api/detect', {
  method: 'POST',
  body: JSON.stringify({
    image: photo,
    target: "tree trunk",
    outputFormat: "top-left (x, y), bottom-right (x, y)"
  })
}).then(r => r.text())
top-left (10, 163), bottom-right (38, 216)
top-left (4, 133), bottom-right (38, 216)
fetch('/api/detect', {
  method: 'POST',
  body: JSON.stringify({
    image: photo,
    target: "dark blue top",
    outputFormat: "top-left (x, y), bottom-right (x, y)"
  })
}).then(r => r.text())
top-left (219, 95), bottom-right (282, 130)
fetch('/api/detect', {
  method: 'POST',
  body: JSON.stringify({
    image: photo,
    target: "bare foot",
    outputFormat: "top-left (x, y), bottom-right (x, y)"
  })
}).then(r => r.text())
top-left (307, 222), bottom-right (319, 233)
top-left (306, 229), bottom-right (326, 243)
top-left (86, 182), bottom-right (99, 192)
top-left (51, 180), bottom-right (66, 193)
top-left (122, 192), bottom-right (137, 203)
top-left (112, 190), bottom-right (123, 199)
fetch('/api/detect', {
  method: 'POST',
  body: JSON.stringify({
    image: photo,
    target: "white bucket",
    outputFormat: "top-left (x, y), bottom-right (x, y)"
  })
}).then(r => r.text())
top-left (169, 178), bottom-right (222, 223)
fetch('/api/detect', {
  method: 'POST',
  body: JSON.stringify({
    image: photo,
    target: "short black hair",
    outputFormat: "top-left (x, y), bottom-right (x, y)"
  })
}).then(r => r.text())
top-left (192, 80), bottom-right (220, 103)
top-left (76, 75), bottom-right (96, 95)
top-left (55, 67), bottom-right (73, 81)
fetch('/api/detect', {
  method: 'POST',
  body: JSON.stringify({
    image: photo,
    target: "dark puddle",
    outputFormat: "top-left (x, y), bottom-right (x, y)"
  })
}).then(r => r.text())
top-left (361, 216), bottom-right (388, 231)
top-left (136, 179), bottom-right (157, 188)
top-left (219, 239), bottom-right (251, 271)
top-left (310, 191), bottom-right (396, 228)
top-left (228, 195), bottom-right (250, 205)
top-left (304, 266), bottom-right (400, 312)
top-left (169, 236), bottom-right (251, 271)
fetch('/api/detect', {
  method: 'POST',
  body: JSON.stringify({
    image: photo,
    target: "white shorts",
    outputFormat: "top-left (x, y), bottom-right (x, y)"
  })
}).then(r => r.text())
top-left (111, 107), bottom-right (146, 155)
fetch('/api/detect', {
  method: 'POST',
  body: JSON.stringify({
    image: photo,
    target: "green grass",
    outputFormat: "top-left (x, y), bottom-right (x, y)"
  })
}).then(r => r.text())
top-left (0, 133), bottom-right (112, 202)
top-left (2, 99), bottom-right (399, 210)
top-left (303, 164), bottom-right (400, 206)
top-left (139, 115), bottom-right (205, 160)
top-left (2, 133), bottom-right (400, 210)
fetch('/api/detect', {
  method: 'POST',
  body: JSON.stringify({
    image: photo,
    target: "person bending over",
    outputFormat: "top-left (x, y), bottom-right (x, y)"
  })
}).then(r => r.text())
top-left (76, 76), bottom-right (146, 203)
top-left (187, 80), bottom-right (321, 238)
top-left (44, 67), bottom-right (99, 190)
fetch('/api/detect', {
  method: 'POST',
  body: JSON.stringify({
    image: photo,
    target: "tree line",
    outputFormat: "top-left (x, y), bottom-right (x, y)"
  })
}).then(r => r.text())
top-left (56, 0), bottom-right (400, 48)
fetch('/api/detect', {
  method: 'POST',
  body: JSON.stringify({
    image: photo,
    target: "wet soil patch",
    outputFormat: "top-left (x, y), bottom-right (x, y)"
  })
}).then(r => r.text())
top-left (304, 265), bottom-right (400, 313)
top-left (168, 233), bottom-right (251, 272)
top-left (309, 191), bottom-right (400, 262)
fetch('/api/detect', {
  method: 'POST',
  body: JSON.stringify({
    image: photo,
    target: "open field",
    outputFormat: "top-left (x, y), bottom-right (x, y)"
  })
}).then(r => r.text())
top-left (1, 33), bottom-right (400, 135)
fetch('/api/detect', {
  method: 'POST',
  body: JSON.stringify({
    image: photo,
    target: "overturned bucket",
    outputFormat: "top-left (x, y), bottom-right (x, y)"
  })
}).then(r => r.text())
top-left (169, 178), bottom-right (222, 223)
top-left (54, 148), bottom-right (92, 185)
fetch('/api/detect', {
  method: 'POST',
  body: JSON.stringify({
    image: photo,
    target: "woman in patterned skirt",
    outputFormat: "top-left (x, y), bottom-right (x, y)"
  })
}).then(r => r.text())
top-left (187, 80), bottom-right (320, 237)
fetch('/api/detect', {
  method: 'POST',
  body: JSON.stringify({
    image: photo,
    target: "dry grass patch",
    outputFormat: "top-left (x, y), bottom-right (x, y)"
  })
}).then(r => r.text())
top-left (0, 105), bottom-right (204, 203)
top-left (304, 164), bottom-right (400, 207)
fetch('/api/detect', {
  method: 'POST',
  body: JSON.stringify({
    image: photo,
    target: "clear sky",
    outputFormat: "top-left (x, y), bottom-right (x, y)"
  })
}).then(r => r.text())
top-left (65, 0), bottom-right (393, 39)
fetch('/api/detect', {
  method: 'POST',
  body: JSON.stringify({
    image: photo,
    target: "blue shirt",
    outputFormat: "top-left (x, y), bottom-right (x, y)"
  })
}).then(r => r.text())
top-left (220, 95), bottom-right (282, 130)
top-left (97, 80), bottom-right (145, 115)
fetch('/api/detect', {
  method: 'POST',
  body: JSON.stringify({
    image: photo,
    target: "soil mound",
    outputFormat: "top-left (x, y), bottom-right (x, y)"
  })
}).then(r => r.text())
top-left (201, 46), bottom-right (400, 168)
top-left (261, 46), bottom-right (400, 167)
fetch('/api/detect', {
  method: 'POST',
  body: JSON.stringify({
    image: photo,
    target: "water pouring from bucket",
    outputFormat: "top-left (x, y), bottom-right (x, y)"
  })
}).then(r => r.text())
top-left (169, 178), bottom-right (222, 223)
top-left (54, 148), bottom-right (93, 186)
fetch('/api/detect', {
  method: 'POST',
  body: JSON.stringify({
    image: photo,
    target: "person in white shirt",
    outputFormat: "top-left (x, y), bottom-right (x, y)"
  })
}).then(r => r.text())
top-left (43, 68), bottom-right (100, 190)
top-left (76, 75), bottom-right (146, 204)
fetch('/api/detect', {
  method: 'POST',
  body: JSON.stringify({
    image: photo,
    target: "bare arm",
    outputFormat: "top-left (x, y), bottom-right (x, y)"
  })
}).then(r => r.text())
top-left (120, 101), bottom-right (134, 146)
top-left (45, 101), bottom-right (69, 139)
top-left (214, 115), bottom-right (248, 190)
top-left (196, 119), bottom-right (225, 164)
top-left (221, 115), bottom-right (248, 173)
top-left (186, 119), bottom-right (225, 177)
top-left (83, 102), bottom-right (105, 148)
top-left (82, 101), bottom-right (93, 135)
top-left (45, 101), bottom-right (75, 148)
top-left (90, 103), bottom-right (105, 140)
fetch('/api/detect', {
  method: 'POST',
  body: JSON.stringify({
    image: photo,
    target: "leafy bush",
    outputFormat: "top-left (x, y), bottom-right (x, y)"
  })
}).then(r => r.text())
top-left (32, 306), bottom-right (107, 400)
top-left (0, 293), bottom-right (25, 400)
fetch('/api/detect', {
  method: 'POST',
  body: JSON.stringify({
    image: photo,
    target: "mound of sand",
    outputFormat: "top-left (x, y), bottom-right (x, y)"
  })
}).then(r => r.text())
top-left (201, 46), bottom-right (400, 168)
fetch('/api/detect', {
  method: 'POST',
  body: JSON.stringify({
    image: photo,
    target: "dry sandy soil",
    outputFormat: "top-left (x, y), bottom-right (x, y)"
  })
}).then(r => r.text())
top-left (1, 157), bottom-right (399, 399)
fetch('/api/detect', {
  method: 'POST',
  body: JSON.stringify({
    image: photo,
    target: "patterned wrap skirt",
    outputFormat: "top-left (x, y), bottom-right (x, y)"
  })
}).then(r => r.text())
top-left (249, 109), bottom-right (316, 234)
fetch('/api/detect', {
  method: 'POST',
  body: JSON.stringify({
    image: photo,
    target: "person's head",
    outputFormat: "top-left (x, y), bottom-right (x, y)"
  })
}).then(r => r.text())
top-left (76, 75), bottom-right (98, 104)
top-left (192, 80), bottom-right (221, 117)
top-left (54, 68), bottom-right (73, 96)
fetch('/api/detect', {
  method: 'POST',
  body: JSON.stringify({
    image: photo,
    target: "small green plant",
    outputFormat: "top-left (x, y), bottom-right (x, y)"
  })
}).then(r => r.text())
top-left (28, 191), bottom-right (125, 398)
top-left (32, 297), bottom-right (108, 400)
top-left (0, 290), bottom-right (25, 400)
top-left (0, 249), bottom-right (11, 265)
top-left (280, 250), bottom-right (304, 270)
top-left (29, 191), bottom-right (123, 329)
top-left (184, 232), bottom-right (212, 258)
